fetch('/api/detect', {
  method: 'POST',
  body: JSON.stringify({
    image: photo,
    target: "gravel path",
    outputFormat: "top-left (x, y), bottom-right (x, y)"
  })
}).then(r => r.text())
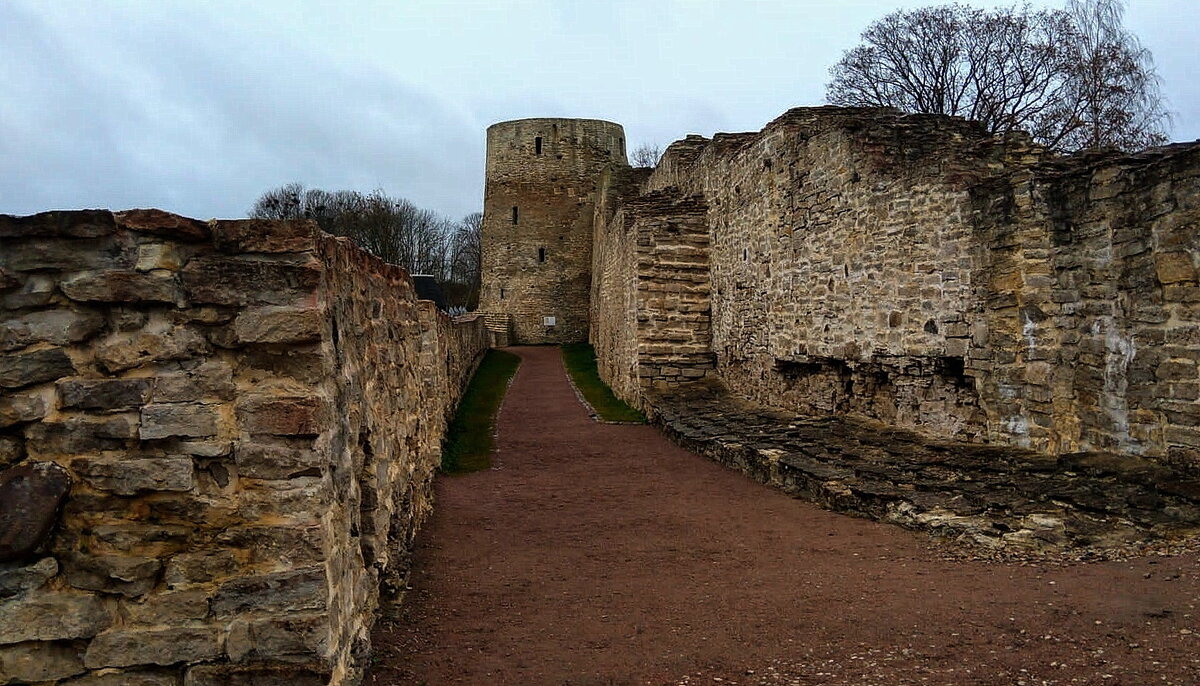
top-left (368, 346), bottom-right (1200, 685)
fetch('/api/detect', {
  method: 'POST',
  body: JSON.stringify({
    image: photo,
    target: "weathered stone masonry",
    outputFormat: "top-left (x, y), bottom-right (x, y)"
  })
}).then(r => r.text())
top-left (592, 107), bottom-right (1200, 467)
top-left (479, 117), bottom-right (627, 344)
top-left (0, 210), bottom-right (487, 685)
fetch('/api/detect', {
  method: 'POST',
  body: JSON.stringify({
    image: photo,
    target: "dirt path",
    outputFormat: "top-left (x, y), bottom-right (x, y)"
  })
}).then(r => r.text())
top-left (369, 346), bottom-right (1200, 685)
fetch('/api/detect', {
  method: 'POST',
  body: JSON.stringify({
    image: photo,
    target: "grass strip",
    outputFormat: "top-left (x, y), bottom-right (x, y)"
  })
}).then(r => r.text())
top-left (441, 349), bottom-right (521, 474)
top-left (561, 343), bottom-right (646, 423)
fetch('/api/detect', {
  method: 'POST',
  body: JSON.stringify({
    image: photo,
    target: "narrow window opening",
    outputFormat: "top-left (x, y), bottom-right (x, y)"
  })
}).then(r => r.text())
top-left (512, 206), bottom-right (518, 224)
top-left (500, 288), bottom-right (506, 300)
top-left (538, 247), bottom-right (546, 263)
top-left (535, 136), bottom-right (543, 155)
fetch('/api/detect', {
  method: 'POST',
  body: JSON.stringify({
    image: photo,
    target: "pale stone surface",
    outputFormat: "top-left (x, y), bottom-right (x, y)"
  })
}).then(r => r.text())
top-left (95, 326), bottom-right (209, 373)
top-left (0, 393), bottom-right (46, 428)
top-left (139, 403), bottom-right (220, 439)
top-left (233, 306), bottom-right (322, 344)
top-left (64, 553), bottom-right (162, 597)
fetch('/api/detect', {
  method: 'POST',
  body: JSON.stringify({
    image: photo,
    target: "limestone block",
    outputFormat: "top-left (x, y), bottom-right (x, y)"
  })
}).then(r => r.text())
top-left (153, 360), bottom-right (236, 403)
top-left (0, 592), bottom-right (111, 643)
top-left (210, 567), bottom-right (327, 617)
top-left (0, 557), bottom-right (57, 597)
top-left (72, 457), bottom-right (194, 496)
top-left (234, 438), bottom-right (322, 479)
top-left (115, 209), bottom-right (210, 241)
top-left (0, 393), bottom-right (46, 428)
top-left (26, 416), bottom-right (135, 455)
top-left (64, 553), bottom-right (162, 597)
top-left (84, 626), bottom-right (222, 669)
top-left (0, 209), bottom-right (114, 239)
top-left (0, 640), bottom-right (87, 683)
top-left (0, 308), bottom-right (106, 352)
top-left (236, 394), bottom-right (324, 436)
top-left (95, 326), bottom-right (209, 373)
top-left (58, 378), bottom-right (154, 412)
top-left (226, 613), bottom-right (329, 663)
top-left (2, 236), bottom-right (134, 272)
top-left (214, 525), bottom-right (324, 567)
top-left (180, 255), bottom-right (321, 307)
top-left (233, 306), bottom-right (322, 344)
top-left (0, 347), bottom-right (76, 389)
top-left (211, 218), bottom-right (318, 254)
top-left (92, 523), bottom-right (194, 550)
top-left (1156, 251), bottom-right (1196, 285)
top-left (123, 589), bottom-right (211, 625)
top-left (140, 403), bottom-right (220, 440)
top-left (61, 270), bottom-right (179, 304)
top-left (0, 461), bottom-right (71, 562)
top-left (2, 274), bottom-right (55, 309)
top-left (163, 550), bottom-right (239, 589)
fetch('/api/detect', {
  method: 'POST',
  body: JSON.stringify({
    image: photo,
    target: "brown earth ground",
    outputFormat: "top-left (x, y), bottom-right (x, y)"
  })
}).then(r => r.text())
top-left (368, 346), bottom-right (1200, 685)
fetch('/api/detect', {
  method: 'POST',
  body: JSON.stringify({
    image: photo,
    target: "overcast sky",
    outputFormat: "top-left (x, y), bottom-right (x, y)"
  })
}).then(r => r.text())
top-left (2, 0), bottom-right (1196, 221)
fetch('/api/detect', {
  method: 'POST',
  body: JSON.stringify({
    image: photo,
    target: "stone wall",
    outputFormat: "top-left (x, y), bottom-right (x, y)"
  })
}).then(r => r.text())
top-left (591, 106), bottom-right (1200, 467)
top-left (478, 118), bottom-right (627, 344)
top-left (0, 210), bottom-right (488, 685)
top-left (590, 180), bottom-right (714, 407)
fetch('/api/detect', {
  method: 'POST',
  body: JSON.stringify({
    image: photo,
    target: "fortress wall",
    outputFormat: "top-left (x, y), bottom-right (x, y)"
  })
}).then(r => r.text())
top-left (596, 106), bottom-right (1200, 464)
top-left (972, 145), bottom-right (1200, 460)
top-left (0, 210), bottom-right (487, 685)
top-left (643, 108), bottom-right (1008, 440)
top-left (591, 185), bottom-right (715, 408)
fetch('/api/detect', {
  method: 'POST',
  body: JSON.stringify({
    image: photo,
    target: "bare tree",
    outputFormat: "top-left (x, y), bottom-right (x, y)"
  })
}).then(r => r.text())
top-left (1057, 0), bottom-right (1169, 150)
top-left (825, 1), bottom-right (1169, 151)
top-left (631, 143), bottom-right (663, 167)
top-left (248, 184), bottom-right (476, 308)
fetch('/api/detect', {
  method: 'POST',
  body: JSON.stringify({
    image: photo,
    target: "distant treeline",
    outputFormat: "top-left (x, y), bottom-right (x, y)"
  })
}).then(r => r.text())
top-left (250, 183), bottom-right (481, 311)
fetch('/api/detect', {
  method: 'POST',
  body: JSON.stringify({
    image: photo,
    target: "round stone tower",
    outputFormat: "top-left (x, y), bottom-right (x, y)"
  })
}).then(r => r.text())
top-left (479, 117), bottom-right (627, 345)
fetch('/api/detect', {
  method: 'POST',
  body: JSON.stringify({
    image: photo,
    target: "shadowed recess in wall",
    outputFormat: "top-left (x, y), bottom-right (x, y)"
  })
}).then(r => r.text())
top-left (441, 349), bottom-right (521, 474)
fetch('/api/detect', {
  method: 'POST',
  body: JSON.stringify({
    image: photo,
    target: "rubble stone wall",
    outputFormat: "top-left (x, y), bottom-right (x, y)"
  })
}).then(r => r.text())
top-left (592, 106), bottom-right (1200, 466)
top-left (0, 210), bottom-right (488, 685)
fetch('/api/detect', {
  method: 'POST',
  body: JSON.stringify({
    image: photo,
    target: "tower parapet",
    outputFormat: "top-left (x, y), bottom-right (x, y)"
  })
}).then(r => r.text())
top-left (479, 117), bottom-right (627, 344)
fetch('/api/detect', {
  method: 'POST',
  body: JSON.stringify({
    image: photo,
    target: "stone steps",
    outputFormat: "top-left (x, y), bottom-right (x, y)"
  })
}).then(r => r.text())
top-left (649, 379), bottom-right (1200, 553)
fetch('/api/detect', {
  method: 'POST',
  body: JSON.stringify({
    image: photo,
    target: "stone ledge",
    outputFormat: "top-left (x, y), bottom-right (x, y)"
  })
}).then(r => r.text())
top-left (648, 378), bottom-right (1200, 554)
